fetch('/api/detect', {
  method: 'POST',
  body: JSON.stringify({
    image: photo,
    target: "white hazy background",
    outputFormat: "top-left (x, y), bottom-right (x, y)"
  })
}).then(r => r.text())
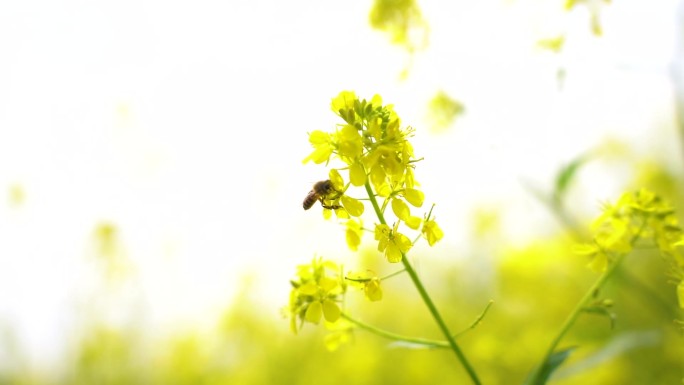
top-left (0, 0), bottom-right (681, 368)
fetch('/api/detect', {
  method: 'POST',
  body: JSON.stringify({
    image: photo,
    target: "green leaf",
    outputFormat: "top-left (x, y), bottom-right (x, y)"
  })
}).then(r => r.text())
top-left (554, 156), bottom-right (586, 201)
top-left (557, 332), bottom-right (659, 379)
top-left (525, 347), bottom-right (576, 385)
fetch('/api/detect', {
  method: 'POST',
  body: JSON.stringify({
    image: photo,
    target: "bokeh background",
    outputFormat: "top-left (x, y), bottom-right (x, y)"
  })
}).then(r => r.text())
top-left (1, 0), bottom-right (683, 383)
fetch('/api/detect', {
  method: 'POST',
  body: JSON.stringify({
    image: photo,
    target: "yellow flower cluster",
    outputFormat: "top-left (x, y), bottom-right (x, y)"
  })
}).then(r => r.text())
top-left (304, 91), bottom-right (415, 192)
top-left (303, 91), bottom-right (444, 259)
top-left (288, 258), bottom-right (346, 333)
top-left (290, 91), bottom-right (447, 336)
top-left (575, 189), bottom-right (684, 308)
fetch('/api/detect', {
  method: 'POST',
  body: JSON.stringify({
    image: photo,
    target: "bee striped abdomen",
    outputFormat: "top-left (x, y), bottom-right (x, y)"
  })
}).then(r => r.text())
top-left (303, 190), bottom-right (318, 210)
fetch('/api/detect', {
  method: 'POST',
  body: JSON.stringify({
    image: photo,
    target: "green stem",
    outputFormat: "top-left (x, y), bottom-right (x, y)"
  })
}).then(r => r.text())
top-left (343, 299), bottom-right (492, 348)
top-left (342, 313), bottom-right (448, 348)
top-left (453, 300), bottom-right (494, 339)
top-left (364, 182), bottom-right (482, 385)
top-left (381, 269), bottom-right (406, 281)
top-left (528, 218), bottom-right (648, 383)
top-left (527, 251), bottom-right (627, 383)
top-left (345, 269), bottom-right (405, 284)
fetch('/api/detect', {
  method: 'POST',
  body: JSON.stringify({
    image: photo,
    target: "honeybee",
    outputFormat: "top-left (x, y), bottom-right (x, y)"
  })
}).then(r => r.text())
top-left (303, 180), bottom-right (342, 210)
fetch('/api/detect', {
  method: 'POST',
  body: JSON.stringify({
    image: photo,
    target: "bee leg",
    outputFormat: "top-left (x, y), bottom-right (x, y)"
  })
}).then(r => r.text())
top-left (321, 204), bottom-right (343, 210)
top-left (319, 196), bottom-right (342, 210)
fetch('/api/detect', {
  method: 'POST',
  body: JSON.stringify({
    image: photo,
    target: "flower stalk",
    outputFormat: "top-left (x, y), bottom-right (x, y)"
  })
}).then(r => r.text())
top-left (365, 181), bottom-right (482, 385)
top-left (526, 251), bottom-right (627, 384)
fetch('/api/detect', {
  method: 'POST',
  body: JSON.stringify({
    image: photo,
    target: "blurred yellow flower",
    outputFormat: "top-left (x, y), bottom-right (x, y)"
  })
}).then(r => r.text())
top-left (364, 278), bottom-right (383, 302)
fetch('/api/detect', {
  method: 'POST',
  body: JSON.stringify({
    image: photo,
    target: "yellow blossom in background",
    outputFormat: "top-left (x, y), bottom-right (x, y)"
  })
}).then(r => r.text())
top-left (8, 183), bottom-right (25, 207)
top-left (588, 250), bottom-right (609, 273)
top-left (364, 278), bottom-right (383, 302)
top-left (577, 190), bottom-right (684, 315)
top-left (573, 243), bottom-right (607, 273)
top-left (368, 0), bottom-right (428, 47)
top-left (324, 319), bottom-right (354, 351)
top-left (537, 35), bottom-right (565, 53)
top-left (425, 90), bottom-right (464, 133)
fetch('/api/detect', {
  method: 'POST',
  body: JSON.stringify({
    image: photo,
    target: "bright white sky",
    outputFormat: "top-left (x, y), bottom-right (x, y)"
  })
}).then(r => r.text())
top-left (0, 0), bottom-right (681, 368)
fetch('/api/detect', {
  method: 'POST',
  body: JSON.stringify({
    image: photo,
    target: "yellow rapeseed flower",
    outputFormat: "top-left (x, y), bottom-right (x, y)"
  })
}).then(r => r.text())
top-left (289, 257), bottom-right (346, 333)
top-left (303, 130), bottom-right (334, 164)
top-left (331, 90), bottom-right (357, 116)
top-left (375, 223), bottom-right (411, 262)
top-left (364, 278), bottom-right (383, 302)
top-left (345, 219), bottom-right (363, 251)
top-left (336, 124), bottom-right (363, 161)
top-left (422, 219), bottom-right (444, 246)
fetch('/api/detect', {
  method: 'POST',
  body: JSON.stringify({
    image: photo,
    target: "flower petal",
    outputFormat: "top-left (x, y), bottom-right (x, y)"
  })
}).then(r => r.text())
top-left (364, 278), bottom-right (383, 302)
top-left (392, 198), bottom-right (410, 221)
top-left (305, 301), bottom-right (323, 324)
top-left (385, 242), bottom-right (403, 263)
top-left (349, 162), bottom-right (367, 186)
top-left (322, 299), bottom-right (341, 322)
top-left (341, 195), bottom-right (364, 217)
top-left (403, 188), bottom-right (424, 207)
top-left (329, 169), bottom-right (344, 191)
